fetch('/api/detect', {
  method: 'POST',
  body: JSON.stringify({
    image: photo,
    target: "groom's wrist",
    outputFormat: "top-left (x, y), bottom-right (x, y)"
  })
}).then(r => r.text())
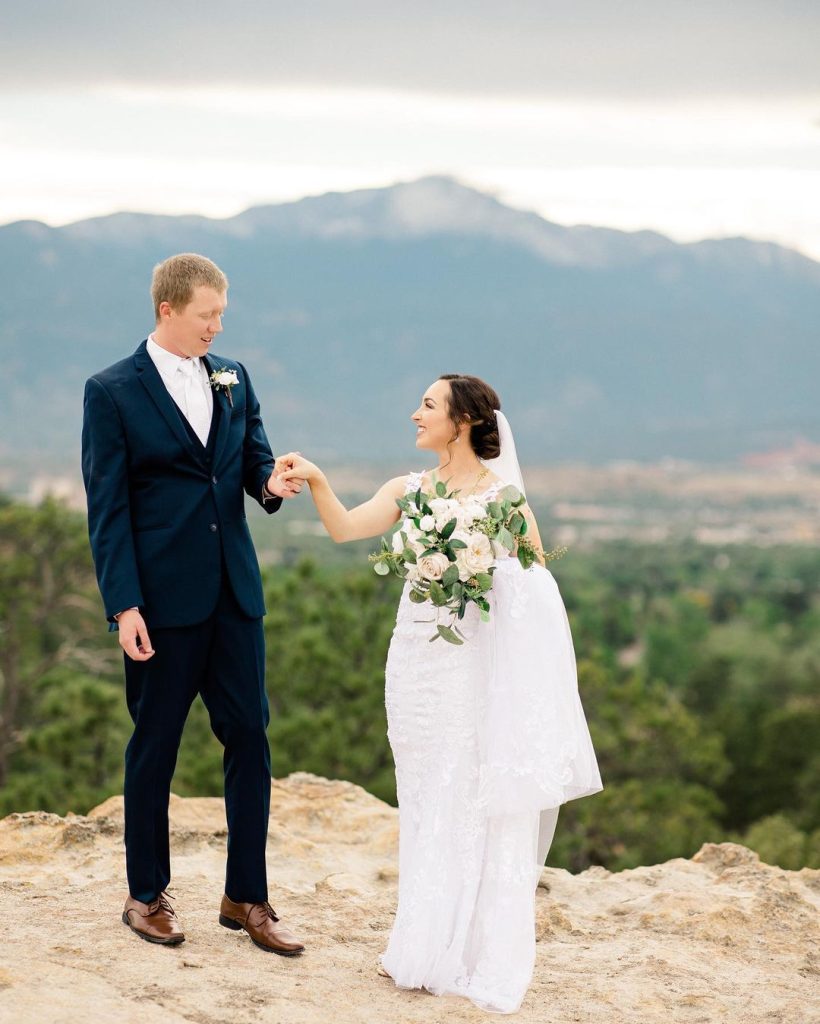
top-left (113, 606), bottom-right (139, 621)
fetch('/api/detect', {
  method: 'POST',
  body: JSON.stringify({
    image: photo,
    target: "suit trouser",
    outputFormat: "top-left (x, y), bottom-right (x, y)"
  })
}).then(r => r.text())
top-left (123, 582), bottom-right (270, 904)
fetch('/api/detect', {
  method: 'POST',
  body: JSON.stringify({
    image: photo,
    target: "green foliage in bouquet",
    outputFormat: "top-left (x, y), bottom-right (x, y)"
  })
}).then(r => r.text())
top-left (369, 479), bottom-right (565, 645)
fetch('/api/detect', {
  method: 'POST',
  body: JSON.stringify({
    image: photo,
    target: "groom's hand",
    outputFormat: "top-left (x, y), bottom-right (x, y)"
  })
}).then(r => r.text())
top-left (117, 609), bottom-right (155, 661)
top-left (266, 465), bottom-right (303, 499)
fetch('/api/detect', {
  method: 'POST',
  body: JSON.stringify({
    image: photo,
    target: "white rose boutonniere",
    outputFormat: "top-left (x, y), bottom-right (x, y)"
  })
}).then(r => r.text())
top-left (208, 366), bottom-right (240, 406)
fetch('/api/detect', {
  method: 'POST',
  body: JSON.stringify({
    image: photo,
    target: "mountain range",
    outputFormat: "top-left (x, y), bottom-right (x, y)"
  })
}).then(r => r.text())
top-left (2, 176), bottom-right (818, 483)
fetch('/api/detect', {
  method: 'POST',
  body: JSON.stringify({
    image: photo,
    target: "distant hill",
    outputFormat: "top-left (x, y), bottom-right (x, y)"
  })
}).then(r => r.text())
top-left (2, 176), bottom-right (819, 480)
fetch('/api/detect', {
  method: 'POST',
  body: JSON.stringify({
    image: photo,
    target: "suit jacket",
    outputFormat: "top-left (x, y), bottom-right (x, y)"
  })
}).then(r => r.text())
top-left (81, 339), bottom-right (282, 629)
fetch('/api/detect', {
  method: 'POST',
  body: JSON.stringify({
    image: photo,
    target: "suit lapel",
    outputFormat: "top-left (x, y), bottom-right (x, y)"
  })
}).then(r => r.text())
top-left (203, 353), bottom-right (232, 469)
top-left (134, 340), bottom-right (205, 461)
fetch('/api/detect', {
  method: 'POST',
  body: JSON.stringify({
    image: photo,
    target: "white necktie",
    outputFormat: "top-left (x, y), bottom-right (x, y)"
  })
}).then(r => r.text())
top-left (178, 358), bottom-right (211, 446)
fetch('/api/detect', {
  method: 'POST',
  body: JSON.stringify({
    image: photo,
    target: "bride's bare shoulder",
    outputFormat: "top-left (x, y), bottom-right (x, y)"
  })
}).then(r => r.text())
top-left (381, 475), bottom-right (412, 496)
top-left (379, 471), bottom-right (430, 499)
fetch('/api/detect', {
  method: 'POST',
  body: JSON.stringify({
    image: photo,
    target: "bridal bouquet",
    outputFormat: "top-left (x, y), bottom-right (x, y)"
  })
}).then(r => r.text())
top-left (369, 480), bottom-right (565, 645)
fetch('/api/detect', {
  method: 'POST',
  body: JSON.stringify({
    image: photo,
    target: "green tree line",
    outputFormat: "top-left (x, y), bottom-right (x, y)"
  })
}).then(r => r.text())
top-left (1, 495), bottom-right (818, 872)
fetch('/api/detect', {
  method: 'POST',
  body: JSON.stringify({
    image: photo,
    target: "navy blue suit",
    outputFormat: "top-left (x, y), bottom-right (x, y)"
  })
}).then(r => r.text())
top-left (82, 339), bottom-right (281, 903)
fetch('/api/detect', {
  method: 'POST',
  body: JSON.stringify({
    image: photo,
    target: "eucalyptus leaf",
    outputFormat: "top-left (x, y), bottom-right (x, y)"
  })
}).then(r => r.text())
top-left (435, 481), bottom-right (447, 497)
top-left (518, 546), bottom-right (536, 570)
top-left (496, 526), bottom-right (515, 550)
top-left (441, 564), bottom-right (460, 588)
top-left (437, 624), bottom-right (464, 645)
top-left (449, 538), bottom-right (468, 550)
top-left (373, 561), bottom-right (390, 576)
top-left (500, 485), bottom-right (522, 503)
top-left (409, 588), bottom-right (428, 604)
top-left (403, 548), bottom-right (418, 564)
top-left (475, 572), bottom-right (494, 592)
top-left (487, 501), bottom-right (503, 519)
top-left (429, 581), bottom-right (449, 607)
top-left (441, 518), bottom-right (457, 540)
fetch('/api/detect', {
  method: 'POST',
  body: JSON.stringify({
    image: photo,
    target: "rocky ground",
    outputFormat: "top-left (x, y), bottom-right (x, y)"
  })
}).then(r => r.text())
top-left (1, 773), bottom-right (818, 1023)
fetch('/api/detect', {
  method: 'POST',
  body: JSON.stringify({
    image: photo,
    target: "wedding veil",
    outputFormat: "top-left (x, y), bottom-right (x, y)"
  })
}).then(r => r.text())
top-left (482, 409), bottom-right (526, 497)
top-left (479, 408), bottom-right (601, 868)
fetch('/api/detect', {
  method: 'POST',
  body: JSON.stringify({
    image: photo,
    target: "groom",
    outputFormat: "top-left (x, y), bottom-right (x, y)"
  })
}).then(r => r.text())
top-left (81, 253), bottom-right (304, 954)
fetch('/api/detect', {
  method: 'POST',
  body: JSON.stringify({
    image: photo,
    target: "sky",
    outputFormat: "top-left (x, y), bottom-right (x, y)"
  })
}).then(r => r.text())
top-left (2, 1), bottom-right (819, 257)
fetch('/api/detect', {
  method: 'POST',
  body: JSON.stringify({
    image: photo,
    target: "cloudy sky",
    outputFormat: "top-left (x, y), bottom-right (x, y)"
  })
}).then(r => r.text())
top-left (2, 1), bottom-right (819, 256)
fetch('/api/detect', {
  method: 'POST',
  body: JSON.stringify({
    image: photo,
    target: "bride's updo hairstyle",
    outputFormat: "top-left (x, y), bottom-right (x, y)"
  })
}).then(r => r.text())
top-left (439, 374), bottom-right (502, 459)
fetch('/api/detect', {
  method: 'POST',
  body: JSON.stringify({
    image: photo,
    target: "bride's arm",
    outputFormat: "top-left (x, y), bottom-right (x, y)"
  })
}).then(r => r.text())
top-left (520, 502), bottom-right (547, 567)
top-left (277, 453), bottom-right (405, 542)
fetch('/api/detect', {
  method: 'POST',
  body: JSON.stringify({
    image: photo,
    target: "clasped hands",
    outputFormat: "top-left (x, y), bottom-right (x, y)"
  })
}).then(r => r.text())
top-left (265, 453), bottom-right (306, 499)
top-left (268, 451), bottom-right (318, 496)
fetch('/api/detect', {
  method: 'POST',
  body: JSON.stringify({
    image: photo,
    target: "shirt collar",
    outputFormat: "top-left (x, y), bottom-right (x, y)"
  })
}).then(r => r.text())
top-left (147, 335), bottom-right (202, 381)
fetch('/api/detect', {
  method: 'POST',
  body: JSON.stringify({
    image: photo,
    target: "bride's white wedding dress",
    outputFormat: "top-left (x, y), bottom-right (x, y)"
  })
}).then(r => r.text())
top-left (380, 472), bottom-right (603, 1014)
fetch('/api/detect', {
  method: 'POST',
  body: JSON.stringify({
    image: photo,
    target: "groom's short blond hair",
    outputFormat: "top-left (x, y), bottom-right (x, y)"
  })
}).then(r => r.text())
top-left (151, 253), bottom-right (229, 321)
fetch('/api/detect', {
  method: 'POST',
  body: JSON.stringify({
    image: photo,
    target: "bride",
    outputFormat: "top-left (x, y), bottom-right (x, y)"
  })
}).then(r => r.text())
top-left (277, 373), bottom-right (602, 1014)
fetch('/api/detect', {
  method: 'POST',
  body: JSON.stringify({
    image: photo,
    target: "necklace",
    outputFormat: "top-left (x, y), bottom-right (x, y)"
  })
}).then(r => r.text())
top-left (466, 466), bottom-right (490, 496)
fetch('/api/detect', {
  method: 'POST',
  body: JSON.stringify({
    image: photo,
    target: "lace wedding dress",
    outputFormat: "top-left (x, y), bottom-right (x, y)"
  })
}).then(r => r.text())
top-left (380, 472), bottom-right (603, 1014)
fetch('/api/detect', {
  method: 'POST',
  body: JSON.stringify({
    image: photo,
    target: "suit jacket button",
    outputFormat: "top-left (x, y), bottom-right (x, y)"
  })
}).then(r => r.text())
top-left (209, 523), bottom-right (218, 532)
top-left (212, 475), bottom-right (218, 484)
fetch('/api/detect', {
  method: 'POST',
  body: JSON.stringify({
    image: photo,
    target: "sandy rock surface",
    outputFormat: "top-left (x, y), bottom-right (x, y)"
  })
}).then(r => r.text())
top-left (1, 773), bottom-right (818, 1023)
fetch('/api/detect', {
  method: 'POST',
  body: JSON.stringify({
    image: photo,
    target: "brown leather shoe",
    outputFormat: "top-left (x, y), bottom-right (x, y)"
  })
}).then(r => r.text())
top-left (219, 895), bottom-right (305, 956)
top-left (122, 892), bottom-right (185, 945)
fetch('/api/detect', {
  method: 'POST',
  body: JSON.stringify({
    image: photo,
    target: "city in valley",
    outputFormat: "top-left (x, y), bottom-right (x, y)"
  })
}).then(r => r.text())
top-left (16, 440), bottom-right (820, 555)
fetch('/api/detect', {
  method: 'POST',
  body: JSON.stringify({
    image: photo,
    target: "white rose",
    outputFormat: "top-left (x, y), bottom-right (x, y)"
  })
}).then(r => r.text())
top-left (215, 370), bottom-right (239, 386)
top-left (429, 498), bottom-right (461, 531)
top-left (417, 551), bottom-right (450, 581)
top-left (460, 499), bottom-right (487, 526)
top-left (419, 514), bottom-right (436, 532)
top-left (391, 531), bottom-right (405, 554)
top-left (455, 532), bottom-right (494, 578)
top-left (403, 522), bottom-right (426, 554)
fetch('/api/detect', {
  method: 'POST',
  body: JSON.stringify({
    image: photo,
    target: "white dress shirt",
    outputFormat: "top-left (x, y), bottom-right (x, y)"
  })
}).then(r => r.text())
top-left (147, 335), bottom-right (213, 444)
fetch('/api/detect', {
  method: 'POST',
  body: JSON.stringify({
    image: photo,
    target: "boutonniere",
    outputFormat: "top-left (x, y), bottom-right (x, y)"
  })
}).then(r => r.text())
top-left (209, 366), bottom-right (239, 406)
